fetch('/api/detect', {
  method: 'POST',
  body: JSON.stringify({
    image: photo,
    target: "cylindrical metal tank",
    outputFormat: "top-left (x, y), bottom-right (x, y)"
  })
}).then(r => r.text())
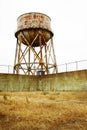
top-left (15, 12), bottom-right (53, 46)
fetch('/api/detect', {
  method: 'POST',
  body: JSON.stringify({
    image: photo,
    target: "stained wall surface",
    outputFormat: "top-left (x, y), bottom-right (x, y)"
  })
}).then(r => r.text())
top-left (0, 74), bottom-right (38, 91)
top-left (0, 70), bottom-right (87, 91)
top-left (37, 70), bottom-right (87, 91)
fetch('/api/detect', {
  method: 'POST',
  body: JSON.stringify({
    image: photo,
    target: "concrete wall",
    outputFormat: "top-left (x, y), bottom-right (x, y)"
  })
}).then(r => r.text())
top-left (0, 70), bottom-right (87, 91)
top-left (0, 74), bottom-right (38, 91)
top-left (37, 70), bottom-right (87, 91)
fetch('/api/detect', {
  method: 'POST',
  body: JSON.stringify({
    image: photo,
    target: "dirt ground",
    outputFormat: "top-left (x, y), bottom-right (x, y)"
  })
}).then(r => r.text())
top-left (0, 91), bottom-right (87, 130)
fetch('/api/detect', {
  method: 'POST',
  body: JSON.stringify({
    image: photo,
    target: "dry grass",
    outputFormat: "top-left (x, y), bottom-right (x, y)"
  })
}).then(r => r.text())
top-left (0, 91), bottom-right (87, 130)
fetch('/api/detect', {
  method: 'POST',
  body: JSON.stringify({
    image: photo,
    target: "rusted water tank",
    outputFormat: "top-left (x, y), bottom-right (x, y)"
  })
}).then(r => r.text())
top-left (15, 12), bottom-right (53, 47)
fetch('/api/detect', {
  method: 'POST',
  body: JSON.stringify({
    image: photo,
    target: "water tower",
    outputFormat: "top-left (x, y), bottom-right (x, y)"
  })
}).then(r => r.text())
top-left (14, 12), bottom-right (57, 75)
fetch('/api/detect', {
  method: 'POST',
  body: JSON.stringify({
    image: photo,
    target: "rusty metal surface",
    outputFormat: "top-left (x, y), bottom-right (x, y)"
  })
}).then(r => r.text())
top-left (14, 12), bottom-right (57, 75)
top-left (15, 13), bottom-right (53, 45)
top-left (16, 29), bottom-right (53, 47)
top-left (17, 12), bottom-right (52, 32)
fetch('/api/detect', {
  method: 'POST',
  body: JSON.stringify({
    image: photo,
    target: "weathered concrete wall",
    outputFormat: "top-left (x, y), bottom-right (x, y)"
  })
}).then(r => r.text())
top-left (0, 70), bottom-right (87, 91)
top-left (37, 70), bottom-right (87, 91)
top-left (0, 74), bottom-right (38, 91)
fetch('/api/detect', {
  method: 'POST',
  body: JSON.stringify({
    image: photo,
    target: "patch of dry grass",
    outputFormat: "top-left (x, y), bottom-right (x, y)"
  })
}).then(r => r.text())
top-left (0, 91), bottom-right (87, 130)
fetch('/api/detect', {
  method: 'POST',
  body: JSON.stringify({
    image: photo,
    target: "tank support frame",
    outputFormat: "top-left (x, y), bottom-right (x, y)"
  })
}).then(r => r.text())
top-left (13, 30), bottom-right (58, 75)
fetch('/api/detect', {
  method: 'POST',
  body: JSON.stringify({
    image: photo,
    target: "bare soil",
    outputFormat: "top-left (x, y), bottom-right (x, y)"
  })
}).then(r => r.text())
top-left (0, 91), bottom-right (87, 130)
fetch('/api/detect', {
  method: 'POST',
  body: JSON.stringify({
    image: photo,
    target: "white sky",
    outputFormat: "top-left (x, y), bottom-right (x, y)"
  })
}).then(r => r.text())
top-left (0, 0), bottom-right (87, 66)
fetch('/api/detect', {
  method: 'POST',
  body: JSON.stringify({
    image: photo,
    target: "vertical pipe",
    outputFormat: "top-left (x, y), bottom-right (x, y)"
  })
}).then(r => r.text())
top-left (39, 33), bottom-right (43, 69)
top-left (45, 44), bottom-right (48, 74)
top-left (28, 48), bottom-right (30, 75)
top-left (17, 40), bottom-right (21, 74)
top-left (51, 38), bottom-right (58, 73)
top-left (13, 39), bottom-right (18, 74)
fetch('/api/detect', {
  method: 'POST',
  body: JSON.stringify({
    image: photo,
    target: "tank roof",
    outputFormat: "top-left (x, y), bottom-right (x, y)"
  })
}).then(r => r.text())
top-left (17, 12), bottom-right (51, 21)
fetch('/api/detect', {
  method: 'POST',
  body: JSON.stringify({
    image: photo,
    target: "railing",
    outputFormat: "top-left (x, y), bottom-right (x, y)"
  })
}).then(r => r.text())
top-left (58, 59), bottom-right (87, 73)
top-left (0, 59), bottom-right (87, 74)
top-left (0, 65), bottom-right (13, 74)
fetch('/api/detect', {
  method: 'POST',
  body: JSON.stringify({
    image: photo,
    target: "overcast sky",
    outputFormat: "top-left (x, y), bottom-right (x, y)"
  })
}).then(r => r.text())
top-left (0, 0), bottom-right (87, 66)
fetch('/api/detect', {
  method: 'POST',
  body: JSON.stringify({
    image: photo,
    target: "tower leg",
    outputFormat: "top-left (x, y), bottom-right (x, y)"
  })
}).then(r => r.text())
top-left (14, 31), bottom-right (58, 75)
